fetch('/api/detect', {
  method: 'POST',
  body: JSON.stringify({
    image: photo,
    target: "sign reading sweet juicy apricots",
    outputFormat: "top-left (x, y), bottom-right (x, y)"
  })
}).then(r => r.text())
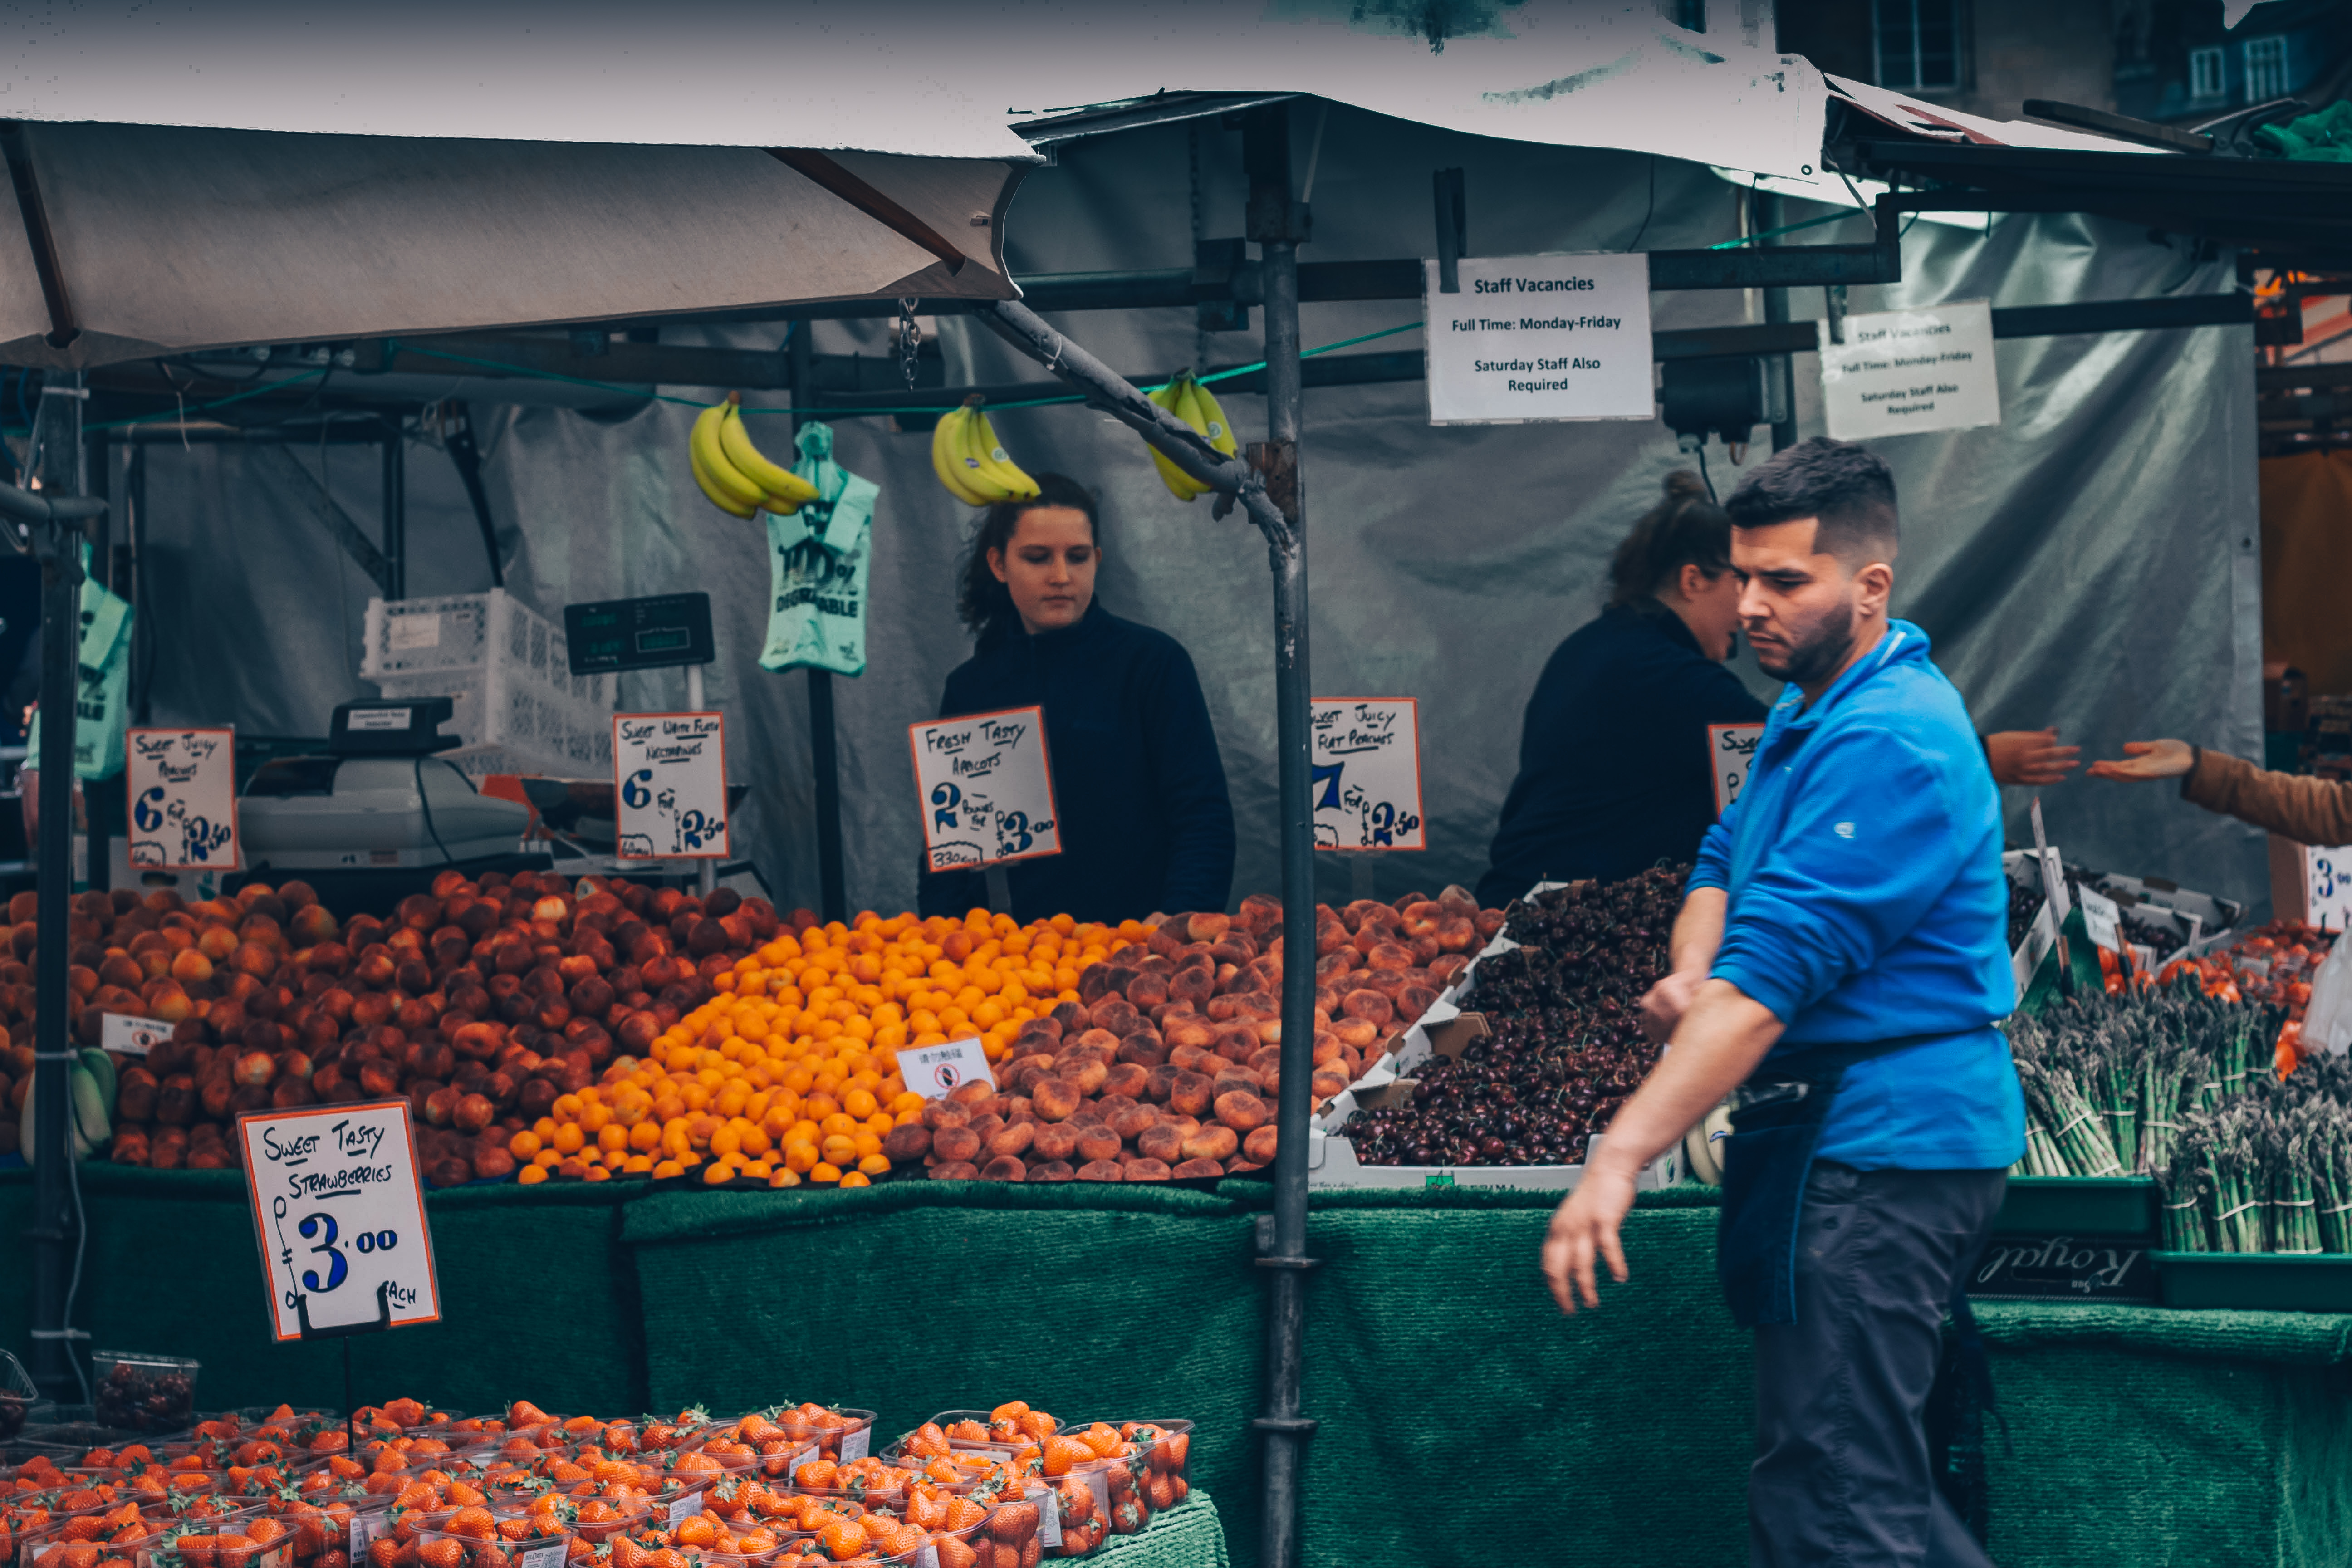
top-left (507, 908), bottom-right (1155, 1189)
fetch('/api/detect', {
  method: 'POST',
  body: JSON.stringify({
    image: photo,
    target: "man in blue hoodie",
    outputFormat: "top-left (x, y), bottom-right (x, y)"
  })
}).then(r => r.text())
top-left (1540, 438), bottom-right (2022, 1568)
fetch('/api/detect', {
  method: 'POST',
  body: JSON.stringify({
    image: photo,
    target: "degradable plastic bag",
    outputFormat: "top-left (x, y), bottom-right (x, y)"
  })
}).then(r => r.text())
top-left (2301, 936), bottom-right (2352, 1055)
top-left (759, 421), bottom-right (877, 677)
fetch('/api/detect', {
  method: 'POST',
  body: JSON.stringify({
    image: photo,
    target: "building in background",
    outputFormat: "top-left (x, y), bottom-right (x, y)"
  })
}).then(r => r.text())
top-left (1765, 0), bottom-right (2351, 128)
top-left (2116, 0), bottom-right (2352, 126)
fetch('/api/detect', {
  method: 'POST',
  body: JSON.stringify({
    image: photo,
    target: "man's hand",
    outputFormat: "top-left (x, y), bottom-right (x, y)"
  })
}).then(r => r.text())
top-left (2087, 739), bottom-right (2195, 782)
top-left (1543, 1158), bottom-right (1636, 1313)
top-left (1640, 970), bottom-right (1705, 1045)
top-left (1985, 727), bottom-right (2081, 787)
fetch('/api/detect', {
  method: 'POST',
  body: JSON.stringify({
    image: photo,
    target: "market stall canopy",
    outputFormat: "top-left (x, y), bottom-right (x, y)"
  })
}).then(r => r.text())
top-left (0, 122), bottom-right (1029, 370)
top-left (0, 2), bottom-right (1831, 369)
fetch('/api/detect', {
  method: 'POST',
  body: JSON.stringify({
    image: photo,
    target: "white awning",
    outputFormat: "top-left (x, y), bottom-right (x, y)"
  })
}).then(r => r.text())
top-left (0, 125), bottom-right (1027, 368)
top-left (0, 1), bottom-right (1829, 368)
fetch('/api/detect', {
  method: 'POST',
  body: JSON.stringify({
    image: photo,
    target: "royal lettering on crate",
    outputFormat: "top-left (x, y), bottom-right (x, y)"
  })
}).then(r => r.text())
top-left (1972, 1234), bottom-right (2158, 1303)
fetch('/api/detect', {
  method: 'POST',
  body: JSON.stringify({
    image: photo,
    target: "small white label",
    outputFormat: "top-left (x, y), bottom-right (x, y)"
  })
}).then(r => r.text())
top-left (666, 1491), bottom-right (700, 1528)
top-left (838, 1426), bottom-right (869, 1463)
top-left (102, 1011), bottom-right (173, 1057)
top-left (349, 1512), bottom-right (389, 1556)
top-left (2078, 888), bottom-right (2123, 954)
top-left (916, 1548), bottom-right (937, 1568)
top-left (349, 707), bottom-right (413, 732)
top-left (520, 1546), bottom-right (564, 1568)
top-left (388, 616), bottom-right (443, 651)
top-left (900, 1038), bottom-right (996, 1100)
top-left (1818, 299), bottom-right (2001, 441)
top-left (788, 1444), bottom-right (818, 1479)
top-left (1037, 1488), bottom-right (1061, 1548)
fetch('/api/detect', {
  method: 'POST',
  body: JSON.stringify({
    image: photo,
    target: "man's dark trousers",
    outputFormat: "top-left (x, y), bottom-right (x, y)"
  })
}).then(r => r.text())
top-left (1750, 1161), bottom-right (2007, 1567)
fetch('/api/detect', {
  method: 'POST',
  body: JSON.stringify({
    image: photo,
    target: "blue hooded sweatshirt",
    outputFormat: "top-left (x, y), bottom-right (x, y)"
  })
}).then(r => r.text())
top-left (1691, 619), bottom-right (2024, 1170)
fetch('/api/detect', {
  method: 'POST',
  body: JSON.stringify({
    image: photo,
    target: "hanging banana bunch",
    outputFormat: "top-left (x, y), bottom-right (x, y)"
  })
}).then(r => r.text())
top-left (691, 392), bottom-right (823, 518)
top-left (930, 397), bottom-right (1042, 506)
top-left (1142, 371), bottom-right (1237, 502)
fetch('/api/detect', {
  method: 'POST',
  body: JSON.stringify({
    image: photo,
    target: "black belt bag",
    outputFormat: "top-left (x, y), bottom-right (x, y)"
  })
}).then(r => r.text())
top-left (1717, 1035), bottom-right (1943, 1328)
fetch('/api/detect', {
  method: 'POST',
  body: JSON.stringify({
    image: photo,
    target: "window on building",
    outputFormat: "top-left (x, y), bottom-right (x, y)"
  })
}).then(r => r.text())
top-left (1873, 0), bottom-right (1964, 93)
top-left (2188, 46), bottom-right (2227, 103)
top-left (2243, 35), bottom-right (2289, 103)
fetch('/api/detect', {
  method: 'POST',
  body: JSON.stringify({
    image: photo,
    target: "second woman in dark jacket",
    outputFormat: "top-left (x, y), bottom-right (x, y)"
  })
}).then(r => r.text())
top-left (917, 475), bottom-right (1235, 925)
top-left (1479, 472), bottom-right (1766, 905)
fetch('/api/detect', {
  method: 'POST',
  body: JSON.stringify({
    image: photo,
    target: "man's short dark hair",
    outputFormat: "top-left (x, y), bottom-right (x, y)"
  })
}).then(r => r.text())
top-left (1723, 436), bottom-right (1899, 564)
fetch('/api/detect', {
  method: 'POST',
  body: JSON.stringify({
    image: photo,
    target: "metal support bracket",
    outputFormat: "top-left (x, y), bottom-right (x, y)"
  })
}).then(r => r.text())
top-left (1433, 168), bottom-right (1467, 294)
top-left (975, 299), bottom-right (1293, 552)
top-left (1251, 1416), bottom-right (1320, 1434)
top-left (250, 444), bottom-right (391, 596)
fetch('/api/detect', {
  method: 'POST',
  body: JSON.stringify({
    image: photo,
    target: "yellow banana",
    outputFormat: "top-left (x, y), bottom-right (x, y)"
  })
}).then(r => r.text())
top-left (960, 399), bottom-right (1041, 503)
top-left (719, 396), bottom-right (821, 510)
top-left (691, 401), bottom-right (765, 510)
top-left (1190, 375), bottom-right (1239, 457)
top-left (690, 443), bottom-right (758, 518)
top-left (931, 403), bottom-right (991, 506)
top-left (1146, 374), bottom-right (1210, 501)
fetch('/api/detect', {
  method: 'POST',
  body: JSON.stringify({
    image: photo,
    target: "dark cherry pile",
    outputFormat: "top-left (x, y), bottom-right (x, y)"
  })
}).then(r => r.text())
top-left (1348, 867), bottom-right (1685, 1167)
top-left (2005, 862), bottom-right (2189, 956)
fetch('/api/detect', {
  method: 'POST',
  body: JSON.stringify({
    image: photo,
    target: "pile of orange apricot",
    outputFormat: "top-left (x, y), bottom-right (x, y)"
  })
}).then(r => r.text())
top-left (510, 909), bottom-right (1152, 1188)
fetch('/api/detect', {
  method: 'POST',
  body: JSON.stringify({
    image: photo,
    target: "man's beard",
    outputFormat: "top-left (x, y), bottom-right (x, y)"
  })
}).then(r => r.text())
top-left (1754, 595), bottom-right (1857, 687)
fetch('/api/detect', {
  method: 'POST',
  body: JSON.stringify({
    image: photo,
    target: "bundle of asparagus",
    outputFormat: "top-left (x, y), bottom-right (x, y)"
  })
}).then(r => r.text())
top-left (2014, 985), bottom-right (2352, 1254)
top-left (2006, 988), bottom-right (2282, 1178)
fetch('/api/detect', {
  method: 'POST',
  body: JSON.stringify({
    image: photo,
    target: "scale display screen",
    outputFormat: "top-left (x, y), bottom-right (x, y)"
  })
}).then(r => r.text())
top-left (564, 593), bottom-right (715, 675)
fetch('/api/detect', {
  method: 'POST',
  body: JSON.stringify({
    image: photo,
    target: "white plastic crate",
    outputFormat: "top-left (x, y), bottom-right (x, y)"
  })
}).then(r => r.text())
top-left (361, 591), bottom-right (616, 778)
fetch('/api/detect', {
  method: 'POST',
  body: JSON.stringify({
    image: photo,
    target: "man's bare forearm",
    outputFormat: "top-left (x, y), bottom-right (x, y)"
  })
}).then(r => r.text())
top-left (1591, 977), bottom-right (1782, 1175)
top-left (1671, 887), bottom-right (1728, 975)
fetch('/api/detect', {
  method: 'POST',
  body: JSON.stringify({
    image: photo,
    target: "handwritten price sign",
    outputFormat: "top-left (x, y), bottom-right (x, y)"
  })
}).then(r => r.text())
top-left (125, 727), bottom-right (239, 870)
top-left (909, 705), bottom-right (1061, 873)
top-left (1310, 699), bottom-right (1424, 851)
top-left (613, 712), bottom-right (731, 861)
top-left (2302, 845), bottom-right (2352, 932)
top-left (237, 1101), bottom-right (440, 1341)
top-left (1709, 723), bottom-right (1765, 817)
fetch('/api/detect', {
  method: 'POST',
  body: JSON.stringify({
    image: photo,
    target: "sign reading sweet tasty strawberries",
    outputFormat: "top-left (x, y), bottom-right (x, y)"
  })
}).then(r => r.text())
top-left (239, 1101), bottom-right (440, 1341)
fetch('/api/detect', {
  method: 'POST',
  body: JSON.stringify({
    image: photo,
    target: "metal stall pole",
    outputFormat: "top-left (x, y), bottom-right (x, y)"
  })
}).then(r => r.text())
top-left (382, 421), bottom-right (407, 601)
top-left (128, 444), bottom-right (150, 724)
top-left (85, 432), bottom-right (110, 892)
top-left (1754, 189), bottom-right (1798, 453)
top-left (1240, 101), bottom-right (1318, 1568)
top-left (789, 326), bottom-right (848, 923)
top-left (21, 379), bottom-right (103, 1401)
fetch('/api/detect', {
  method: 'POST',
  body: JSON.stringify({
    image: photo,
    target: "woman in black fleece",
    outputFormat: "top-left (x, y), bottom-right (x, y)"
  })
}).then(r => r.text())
top-left (917, 475), bottom-right (1235, 925)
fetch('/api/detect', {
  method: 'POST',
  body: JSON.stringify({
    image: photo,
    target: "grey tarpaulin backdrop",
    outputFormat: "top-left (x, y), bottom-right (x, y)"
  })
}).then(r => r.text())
top-left (132, 104), bottom-right (2264, 919)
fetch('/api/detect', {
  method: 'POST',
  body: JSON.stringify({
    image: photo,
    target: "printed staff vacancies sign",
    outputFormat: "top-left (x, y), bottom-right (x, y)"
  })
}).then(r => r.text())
top-left (909, 705), bottom-right (1060, 873)
top-left (1425, 253), bottom-right (1654, 425)
top-left (1818, 299), bottom-right (2000, 440)
top-left (238, 1101), bottom-right (440, 1341)
top-left (1310, 699), bottom-right (1424, 851)
top-left (126, 727), bottom-right (239, 871)
top-left (1709, 723), bottom-right (1765, 817)
top-left (614, 712), bottom-right (730, 861)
